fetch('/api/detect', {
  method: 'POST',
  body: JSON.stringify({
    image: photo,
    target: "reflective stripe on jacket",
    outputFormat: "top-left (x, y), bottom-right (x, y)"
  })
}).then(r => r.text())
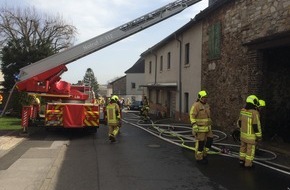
top-left (197, 125), bottom-right (211, 132)
top-left (239, 108), bottom-right (261, 143)
top-left (189, 101), bottom-right (211, 132)
top-left (106, 103), bottom-right (120, 125)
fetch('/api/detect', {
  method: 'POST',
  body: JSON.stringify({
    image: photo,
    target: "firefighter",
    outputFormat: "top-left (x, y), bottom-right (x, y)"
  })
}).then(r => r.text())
top-left (114, 95), bottom-right (122, 132)
top-left (106, 95), bottom-right (121, 142)
top-left (140, 96), bottom-right (149, 120)
top-left (32, 95), bottom-right (40, 105)
top-left (125, 98), bottom-right (131, 110)
top-left (232, 99), bottom-right (266, 143)
top-left (238, 95), bottom-right (262, 168)
top-left (99, 97), bottom-right (105, 105)
top-left (189, 90), bottom-right (213, 164)
top-left (31, 95), bottom-right (41, 120)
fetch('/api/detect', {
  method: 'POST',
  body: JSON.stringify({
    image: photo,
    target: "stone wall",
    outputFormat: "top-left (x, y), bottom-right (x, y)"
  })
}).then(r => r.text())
top-left (175, 111), bottom-right (190, 123)
top-left (149, 102), bottom-right (168, 118)
top-left (201, 0), bottom-right (290, 132)
top-left (236, 0), bottom-right (290, 43)
top-left (209, 0), bottom-right (219, 6)
top-left (112, 77), bottom-right (126, 96)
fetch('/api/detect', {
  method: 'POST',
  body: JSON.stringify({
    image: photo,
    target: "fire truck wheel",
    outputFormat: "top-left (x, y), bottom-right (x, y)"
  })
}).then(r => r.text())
top-left (91, 128), bottom-right (97, 133)
top-left (84, 127), bottom-right (97, 133)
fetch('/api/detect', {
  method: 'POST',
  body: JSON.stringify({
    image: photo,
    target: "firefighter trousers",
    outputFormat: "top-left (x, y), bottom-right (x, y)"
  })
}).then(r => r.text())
top-left (194, 131), bottom-right (213, 160)
top-left (108, 125), bottom-right (119, 138)
top-left (239, 141), bottom-right (256, 167)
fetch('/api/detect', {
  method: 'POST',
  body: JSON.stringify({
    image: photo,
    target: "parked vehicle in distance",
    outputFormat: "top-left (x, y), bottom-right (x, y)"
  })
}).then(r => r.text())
top-left (129, 101), bottom-right (143, 111)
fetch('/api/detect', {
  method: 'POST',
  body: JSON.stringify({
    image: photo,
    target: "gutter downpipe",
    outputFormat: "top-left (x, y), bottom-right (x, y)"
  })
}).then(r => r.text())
top-left (149, 49), bottom-right (158, 109)
top-left (175, 33), bottom-right (182, 120)
top-left (150, 49), bottom-right (158, 85)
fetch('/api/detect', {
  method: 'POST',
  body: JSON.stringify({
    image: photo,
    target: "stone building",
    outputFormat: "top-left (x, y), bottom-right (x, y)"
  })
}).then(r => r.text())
top-left (125, 58), bottom-right (145, 98)
top-left (199, 0), bottom-right (290, 140)
top-left (109, 75), bottom-right (126, 96)
top-left (140, 0), bottom-right (290, 141)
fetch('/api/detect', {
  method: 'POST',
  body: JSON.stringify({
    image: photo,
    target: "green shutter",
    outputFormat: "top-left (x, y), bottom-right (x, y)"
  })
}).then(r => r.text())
top-left (208, 22), bottom-right (221, 60)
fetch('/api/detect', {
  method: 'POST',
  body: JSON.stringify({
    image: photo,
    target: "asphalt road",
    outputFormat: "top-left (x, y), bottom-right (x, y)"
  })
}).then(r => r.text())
top-left (47, 121), bottom-right (216, 190)
top-left (0, 111), bottom-right (289, 190)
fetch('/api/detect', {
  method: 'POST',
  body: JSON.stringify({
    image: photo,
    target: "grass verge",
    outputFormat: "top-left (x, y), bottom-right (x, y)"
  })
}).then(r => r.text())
top-left (0, 117), bottom-right (22, 130)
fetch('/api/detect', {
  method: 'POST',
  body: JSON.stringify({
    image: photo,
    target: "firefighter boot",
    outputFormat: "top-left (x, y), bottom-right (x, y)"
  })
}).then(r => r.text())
top-left (109, 134), bottom-right (116, 142)
top-left (196, 158), bottom-right (208, 165)
top-left (239, 160), bottom-right (245, 167)
top-left (113, 127), bottom-right (119, 137)
top-left (245, 165), bottom-right (255, 169)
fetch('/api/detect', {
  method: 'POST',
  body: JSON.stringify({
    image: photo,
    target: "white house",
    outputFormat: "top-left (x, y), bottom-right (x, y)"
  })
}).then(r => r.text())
top-left (124, 58), bottom-right (145, 101)
top-left (141, 18), bottom-right (203, 120)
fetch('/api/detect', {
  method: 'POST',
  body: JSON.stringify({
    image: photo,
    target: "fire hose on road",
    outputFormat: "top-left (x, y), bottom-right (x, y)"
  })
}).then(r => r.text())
top-left (123, 112), bottom-right (290, 176)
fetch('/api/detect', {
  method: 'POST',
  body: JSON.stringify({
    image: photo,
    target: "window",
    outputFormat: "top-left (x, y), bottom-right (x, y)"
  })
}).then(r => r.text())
top-left (131, 82), bottom-right (136, 89)
top-left (167, 52), bottom-right (171, 70)
top-left (149, 61), bottom-right (152, 74)
top-left (208, 22), bottom-right (221, 60)
top-left (160, 55), bottom-right (163, 72)
top-left (156, 89), bottom-right (160, 104)
top-left (149, 89), bottom-right (153, 104)
top-left (184, 92), bottom-right (189, 113)
top-left (185, 43), bottom-right (190, 65)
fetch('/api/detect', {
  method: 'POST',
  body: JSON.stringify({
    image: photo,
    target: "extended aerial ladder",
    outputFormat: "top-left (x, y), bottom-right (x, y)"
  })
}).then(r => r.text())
top-left (16, 0), bottom-right (201, 97)
top-left (15, 0), bottom-right (202, 130)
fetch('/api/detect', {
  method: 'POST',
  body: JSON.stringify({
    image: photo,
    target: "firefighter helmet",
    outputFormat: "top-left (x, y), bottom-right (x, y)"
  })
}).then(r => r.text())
top-left (259, 99), bottom-right (266, 107)
top-left (198, 90), bottom-right (208, 99)
top-left (246, 95), bottom-right (259, 106)
top-left (111, 95), bottom-right (119, 101)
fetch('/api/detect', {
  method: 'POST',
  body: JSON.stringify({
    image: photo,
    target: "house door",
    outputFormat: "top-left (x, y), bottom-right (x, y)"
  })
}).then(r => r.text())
top-left (168, 91), bottom-right (176, 118)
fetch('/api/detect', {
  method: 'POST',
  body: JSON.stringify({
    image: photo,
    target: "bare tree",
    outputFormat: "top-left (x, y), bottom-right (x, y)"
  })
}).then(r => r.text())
top-left (0, 6), bottom-right (78, 91)
top-left (0, 6), bottom-right (78, 115)
top-left (0, 6), bottom-right (77, 51)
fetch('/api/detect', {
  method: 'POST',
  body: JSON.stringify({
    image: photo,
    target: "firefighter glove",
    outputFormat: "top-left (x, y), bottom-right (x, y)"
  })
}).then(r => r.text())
top-left (192, 123), bottom-right (198, 133)
top-left (192, 129), bottom-right (196, 137)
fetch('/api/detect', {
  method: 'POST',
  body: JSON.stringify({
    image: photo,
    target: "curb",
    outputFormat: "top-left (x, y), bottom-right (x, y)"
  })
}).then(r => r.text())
top-left (40, 143), bottom-right (68, 190)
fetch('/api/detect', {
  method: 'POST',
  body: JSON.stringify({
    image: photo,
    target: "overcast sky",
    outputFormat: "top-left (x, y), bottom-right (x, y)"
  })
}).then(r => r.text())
top-left (1, 0), bottom-right (208, 84)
